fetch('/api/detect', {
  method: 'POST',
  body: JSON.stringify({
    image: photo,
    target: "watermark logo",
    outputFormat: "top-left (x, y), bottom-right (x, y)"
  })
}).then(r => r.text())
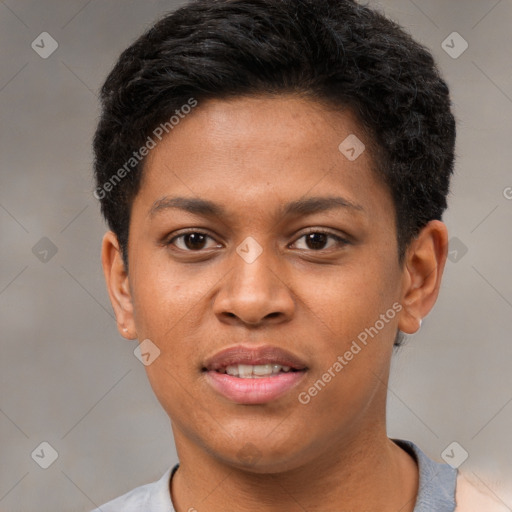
top-left (94, 98), bottom-right (198, 200)
top-left (441, 441), bottom-right (469, 468)
top-left (31, 441), bottom-right (59, 469)
top-left (236, 237), bottom-right (263, 264)
top-left (442, 32), bottom-right (468, 59)
top-left (338, 134), bottom-right (365, 161)
top-left (298, 302), bottom-right (402, 405)
top-left (31, 32), bottom-right (59, 59)
top-left (32, 237), bottom-right (58, 263)
top-left (447, 237), bottom-right (468, 263)
top-left (237, 442), bottom-right (262, 466)
top-left (134, 339), bottom-right (161, 366)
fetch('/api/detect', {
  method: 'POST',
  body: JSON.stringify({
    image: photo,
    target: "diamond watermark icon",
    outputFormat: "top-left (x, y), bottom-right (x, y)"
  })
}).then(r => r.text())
top-left (237, 442), bottom-right (262, 466)
top-left (441, 32), bottom-right (468, 59)
top-left (441, 441), bottom-right (469, 469)
top-left (31, 32), bottom-right (59, 59)
top-left (32, 237), bottom-right (58, 263)
top-left (31, 441), bottom-right (59, 469)
top-left (134, 338), bottom-right (161, 366)
top-left (338, 134), bottom-right (365, 161)
top-left (447, 237), bottom-right (468, 263)
top-left (236, 236), bottom-right (263, 264)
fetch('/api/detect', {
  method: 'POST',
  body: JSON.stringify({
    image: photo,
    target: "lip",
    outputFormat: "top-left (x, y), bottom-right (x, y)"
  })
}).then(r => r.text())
top-left (205, 371), bottom-right (306, 404)
top-left (203, 345), bottom-right (308, 372)
top-left (202, 345), bottom-right (309, 405)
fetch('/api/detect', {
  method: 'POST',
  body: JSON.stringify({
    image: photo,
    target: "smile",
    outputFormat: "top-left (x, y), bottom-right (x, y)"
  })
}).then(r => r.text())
top-left (204, 367), bottom-right (307, 404)
top-left (216, 363), bottom-right (298, 378)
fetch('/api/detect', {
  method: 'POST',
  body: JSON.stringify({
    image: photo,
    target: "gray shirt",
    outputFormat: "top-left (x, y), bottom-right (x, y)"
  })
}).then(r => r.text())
top-left (92, 439), bottom-right (457, 512)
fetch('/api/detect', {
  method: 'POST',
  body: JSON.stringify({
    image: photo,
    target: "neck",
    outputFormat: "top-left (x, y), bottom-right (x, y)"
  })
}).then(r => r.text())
top-left (170, 424), bottom-right (419, 512)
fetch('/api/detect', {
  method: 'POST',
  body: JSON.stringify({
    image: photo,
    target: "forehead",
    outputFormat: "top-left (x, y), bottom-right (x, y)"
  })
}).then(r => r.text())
top-left (136, 94), bottom-right (391, 225)
top-left (145, 95), bottom-right (370, 167)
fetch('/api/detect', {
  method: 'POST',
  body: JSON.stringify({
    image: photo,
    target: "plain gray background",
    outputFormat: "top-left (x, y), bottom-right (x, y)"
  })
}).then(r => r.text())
top-left (1, 1), bottom-right (511, 511)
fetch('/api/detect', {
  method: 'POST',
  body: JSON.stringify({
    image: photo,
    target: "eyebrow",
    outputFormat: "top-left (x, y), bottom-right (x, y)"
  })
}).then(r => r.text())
top-left (149, 195), bottom-right (364, 219)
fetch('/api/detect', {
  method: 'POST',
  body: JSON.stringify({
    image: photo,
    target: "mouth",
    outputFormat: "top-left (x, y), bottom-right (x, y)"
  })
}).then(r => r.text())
top-left (205, 363), bottom-right (303, 378)
top-left (202, 345), bottom-right (308, 404)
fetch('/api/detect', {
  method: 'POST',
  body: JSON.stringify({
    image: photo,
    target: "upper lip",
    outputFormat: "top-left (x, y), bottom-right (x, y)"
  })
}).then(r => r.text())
top-left (203, 345), bottom-right (308, 372)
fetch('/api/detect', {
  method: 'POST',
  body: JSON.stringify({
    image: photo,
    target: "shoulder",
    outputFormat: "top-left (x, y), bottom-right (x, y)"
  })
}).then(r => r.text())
top-left (90, 466), bottom-right (176, 512)
top-left (455, 472), bottom-right (510, 512)
top-left (90, 483), bottom-right (152, 512)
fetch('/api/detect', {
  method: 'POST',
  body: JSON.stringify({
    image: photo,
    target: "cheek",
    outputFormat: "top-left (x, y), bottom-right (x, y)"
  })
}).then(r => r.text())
top-left (312, 263), bottom-right (400, 390)
top-left (128, 256), bottom-right (212, 375)
top-left (295, 270), bottom-right (399, 431)
top-left (129, 253), bottom-right (200, 337)
top-left (310, 261), bottom-right (401, 345)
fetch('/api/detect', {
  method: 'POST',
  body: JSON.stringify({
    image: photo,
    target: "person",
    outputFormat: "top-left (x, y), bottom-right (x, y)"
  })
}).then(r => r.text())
top-left (91, 0), bottom-right (506, 510)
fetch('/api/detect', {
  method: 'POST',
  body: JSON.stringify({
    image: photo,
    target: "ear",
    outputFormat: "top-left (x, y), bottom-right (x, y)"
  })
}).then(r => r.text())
top-left (397, 220), bottom-right (448, 334)
top-left (101, 231), bottom-right (137, 339)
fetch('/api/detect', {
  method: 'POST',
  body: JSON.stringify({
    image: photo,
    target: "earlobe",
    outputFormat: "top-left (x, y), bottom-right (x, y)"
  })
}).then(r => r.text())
top-left (397, 220), bottom-right (448, 335)
top-left (101, 231), bottom-right (137, 339)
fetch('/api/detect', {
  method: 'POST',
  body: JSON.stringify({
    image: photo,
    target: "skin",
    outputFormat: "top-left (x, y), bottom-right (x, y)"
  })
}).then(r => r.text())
top-left (102, 94), bottom-right (448, 512)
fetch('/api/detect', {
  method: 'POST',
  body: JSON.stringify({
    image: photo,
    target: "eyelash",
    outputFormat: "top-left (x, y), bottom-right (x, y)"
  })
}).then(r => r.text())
top-left (165, 228), bottom-right (350, 252)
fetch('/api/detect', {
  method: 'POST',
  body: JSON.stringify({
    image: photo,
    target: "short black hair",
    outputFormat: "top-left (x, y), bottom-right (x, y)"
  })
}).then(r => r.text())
top-left (93, 0), bottom-right (455, 271)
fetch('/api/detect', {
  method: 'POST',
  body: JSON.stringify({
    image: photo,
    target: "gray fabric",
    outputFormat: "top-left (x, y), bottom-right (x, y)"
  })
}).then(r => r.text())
top-left (394, 439), bottom-right (457, 512)
top-left (92, 466), bottom-right (177, 512)
top-left (92, 439), bottom-right (457, 511)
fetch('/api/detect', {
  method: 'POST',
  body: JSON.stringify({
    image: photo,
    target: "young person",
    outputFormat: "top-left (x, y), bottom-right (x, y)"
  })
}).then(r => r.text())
top-left (92, 0), bottom-right (506, 510)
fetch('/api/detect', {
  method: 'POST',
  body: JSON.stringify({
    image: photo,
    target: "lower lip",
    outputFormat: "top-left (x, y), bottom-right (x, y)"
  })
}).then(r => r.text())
top-left (205, 370), bottom-right (306, 404)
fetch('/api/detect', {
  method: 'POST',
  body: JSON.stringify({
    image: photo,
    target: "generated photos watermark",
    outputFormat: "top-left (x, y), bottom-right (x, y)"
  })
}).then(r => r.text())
top-left (94, 97), bottom-right (198, 200)
top-left (298, 302), bottom-right (403, 405)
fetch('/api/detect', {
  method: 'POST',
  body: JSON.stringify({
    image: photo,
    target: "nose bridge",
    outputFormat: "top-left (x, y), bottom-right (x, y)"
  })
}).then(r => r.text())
top-left (214, 235), bottom-right (294, 325)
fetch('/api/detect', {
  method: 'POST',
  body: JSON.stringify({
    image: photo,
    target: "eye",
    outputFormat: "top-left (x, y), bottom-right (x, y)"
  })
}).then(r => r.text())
top-left (165, 229), bottom-right (349, 253)
top-left (167, 231), bottom-right (221, 251)
top-left (291, 230), bottom-right (349, 251)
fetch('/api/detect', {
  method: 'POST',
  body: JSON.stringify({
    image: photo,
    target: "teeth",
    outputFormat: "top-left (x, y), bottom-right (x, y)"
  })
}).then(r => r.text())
top-left (253, 364), bottom-right (274, 376)
top-left (221, 364), bottom-right (293, 378)
top-left (225, 366), bottom-right (238, 376)
top-left (238, 364), bottom-right (253, 378)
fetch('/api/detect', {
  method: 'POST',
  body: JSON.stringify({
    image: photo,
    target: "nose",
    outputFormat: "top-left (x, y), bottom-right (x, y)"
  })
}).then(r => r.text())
top-left (213, 243), bottom-right (295, 327)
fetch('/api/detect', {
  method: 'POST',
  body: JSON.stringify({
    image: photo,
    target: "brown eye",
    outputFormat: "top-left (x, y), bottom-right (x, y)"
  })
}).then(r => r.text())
top-left (168, 231), bottom-right (219, 251)
top-left (292, 230), bottom-right (349, 251)
top-left (304, 232), bottom-right (329, 250)
top-left (182, 233), bottom-right (208, 250)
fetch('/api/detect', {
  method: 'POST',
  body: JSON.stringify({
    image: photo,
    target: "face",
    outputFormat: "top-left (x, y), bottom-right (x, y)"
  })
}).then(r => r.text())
top-left (103, 94), bottom-right (447, 473)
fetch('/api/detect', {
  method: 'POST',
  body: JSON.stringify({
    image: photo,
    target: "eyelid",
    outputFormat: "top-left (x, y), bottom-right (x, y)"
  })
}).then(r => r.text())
top-left (165, 227), bottom-right (350, 252)
top-left (166, 229), bottom-right (221, 250)
top-left (289, 228), bottom-right (351, 249)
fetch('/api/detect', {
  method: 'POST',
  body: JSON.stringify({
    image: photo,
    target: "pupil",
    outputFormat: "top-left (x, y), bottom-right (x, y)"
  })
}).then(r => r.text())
top-left (306, 233), bottom-right (327, 250)
top-left (183, 233), bottom-right (328, 251)
top-left (185, 233), bottom-right (206, 250)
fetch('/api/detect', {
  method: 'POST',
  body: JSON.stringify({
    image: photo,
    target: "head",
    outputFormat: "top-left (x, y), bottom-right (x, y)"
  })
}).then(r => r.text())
top-left (95, 0), bottom-right (454, 473)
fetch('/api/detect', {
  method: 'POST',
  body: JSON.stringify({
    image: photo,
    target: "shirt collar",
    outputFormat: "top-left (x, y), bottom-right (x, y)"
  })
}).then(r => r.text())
top-left (393, 439), bottom-right (457, 512)
top-left (163, 439), bottom-right (457, 512)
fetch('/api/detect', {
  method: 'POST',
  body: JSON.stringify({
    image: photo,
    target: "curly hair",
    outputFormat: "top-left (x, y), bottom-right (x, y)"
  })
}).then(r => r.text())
top-left (93, 0), bottom-right (456, 272)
